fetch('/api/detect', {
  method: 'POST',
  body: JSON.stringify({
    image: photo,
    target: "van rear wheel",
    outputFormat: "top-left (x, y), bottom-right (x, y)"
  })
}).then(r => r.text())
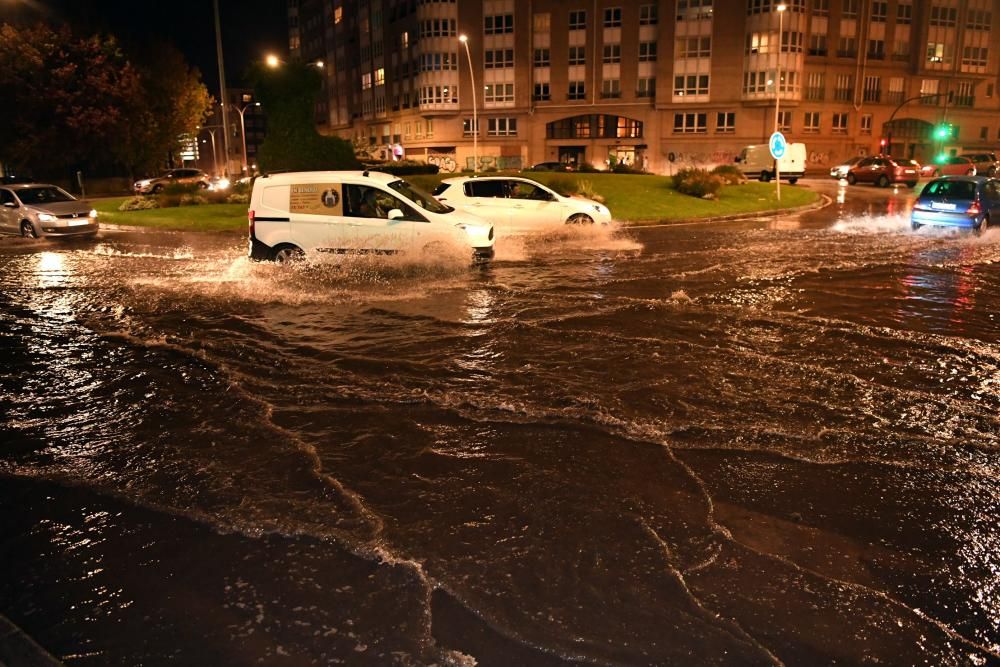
top-left (788, 177), bottom-right (798, 185)
top-left (273, 244), bottom-right (304, 263)
top-left (759, 171), bottom-right (771, 183)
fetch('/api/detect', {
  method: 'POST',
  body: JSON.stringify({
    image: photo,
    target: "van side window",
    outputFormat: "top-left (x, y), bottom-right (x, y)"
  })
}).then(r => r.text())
top-left (343, 184), bottom-right (424, 221)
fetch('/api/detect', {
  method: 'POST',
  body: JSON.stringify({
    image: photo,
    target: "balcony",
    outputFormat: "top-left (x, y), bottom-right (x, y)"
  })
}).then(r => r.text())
top-left (885, 91), bottom-right (904, 105)
top-left (805, 87), bottom-right (825, 101)
top-left (867, 50), bottom-right (885, 60)
top-left (952, 95), bottom-right (975, 107)
top-left (834, 89), bottom-right (853, 101)
top-left (837, 49), bottom-right (857, 58)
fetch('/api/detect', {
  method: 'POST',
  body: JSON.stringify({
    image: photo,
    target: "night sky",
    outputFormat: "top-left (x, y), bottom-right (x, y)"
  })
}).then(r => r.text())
top-left (2, 0), bottom-right (289, 94)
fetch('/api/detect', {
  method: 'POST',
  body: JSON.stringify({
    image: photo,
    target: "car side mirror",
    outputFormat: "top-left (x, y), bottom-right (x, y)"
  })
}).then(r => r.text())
top-left (387, 208), bottom-right (404, 220)
top-left (2, 201), bottom-right (15, 208)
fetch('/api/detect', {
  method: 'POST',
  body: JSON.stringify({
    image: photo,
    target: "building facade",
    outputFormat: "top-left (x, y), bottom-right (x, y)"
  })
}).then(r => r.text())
top-left (291, 0), bottom-right (1000, 174)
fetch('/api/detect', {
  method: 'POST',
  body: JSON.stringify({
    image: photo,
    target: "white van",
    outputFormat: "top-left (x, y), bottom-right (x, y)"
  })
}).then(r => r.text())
top-left (734, 143), bottom-right (806, 184)
top-left (248, 171), bottom-right (495, 262)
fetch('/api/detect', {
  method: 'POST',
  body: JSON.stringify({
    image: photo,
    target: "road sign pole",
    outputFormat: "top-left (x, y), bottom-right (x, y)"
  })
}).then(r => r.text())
top-left (776, 158), bottom-right (781, 202)
top-left (769, 131), bottom-right (786, 204)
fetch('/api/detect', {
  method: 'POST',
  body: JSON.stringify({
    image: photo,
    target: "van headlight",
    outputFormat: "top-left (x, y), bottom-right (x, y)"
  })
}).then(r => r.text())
top-left (38, 213), bottom-right (57, 222)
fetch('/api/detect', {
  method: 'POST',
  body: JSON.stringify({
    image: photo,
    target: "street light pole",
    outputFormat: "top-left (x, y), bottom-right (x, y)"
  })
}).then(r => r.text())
top-left (459, 35), bottom-right (478, 173)
top-left (230, 102), bottom-right (260, 176)
top-left (774, 3), bottom-right (787, 202)
top-left (885, 93), bottom-right (945, 156)
top-left (213, 0), bottom-right (232, 177)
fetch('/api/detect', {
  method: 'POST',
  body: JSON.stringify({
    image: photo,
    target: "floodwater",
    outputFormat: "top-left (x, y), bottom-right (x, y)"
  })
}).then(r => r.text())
top-left (2, 184), bottom-right (998, 665)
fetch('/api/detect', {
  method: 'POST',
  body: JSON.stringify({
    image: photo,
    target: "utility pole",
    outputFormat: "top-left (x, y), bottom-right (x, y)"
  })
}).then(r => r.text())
top-left (214, 0), bottom-right (232, 177)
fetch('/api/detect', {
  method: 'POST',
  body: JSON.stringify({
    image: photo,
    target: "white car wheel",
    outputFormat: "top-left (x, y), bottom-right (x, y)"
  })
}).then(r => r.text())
top-left (273, 245), bottom-right (304, 263)
top-left (567, 213), bottom-right (594, 225)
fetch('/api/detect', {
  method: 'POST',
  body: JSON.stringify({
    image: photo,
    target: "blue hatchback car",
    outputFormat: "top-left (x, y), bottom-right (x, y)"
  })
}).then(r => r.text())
top-left (911, 177), bottom-right (1000, 232)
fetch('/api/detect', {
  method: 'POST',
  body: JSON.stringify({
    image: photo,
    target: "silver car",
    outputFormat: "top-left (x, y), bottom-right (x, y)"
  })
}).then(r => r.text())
top-left (0, 184), bottom-right (99, 239)
top-left (133, 168), bottom-right (210, 194)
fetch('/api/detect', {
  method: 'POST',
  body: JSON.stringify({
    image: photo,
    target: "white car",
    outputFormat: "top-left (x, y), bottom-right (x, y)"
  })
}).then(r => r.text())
top-left (432, 176), bottom-right (612, 234)
top-left (248, 170), bottom-right (494, 262)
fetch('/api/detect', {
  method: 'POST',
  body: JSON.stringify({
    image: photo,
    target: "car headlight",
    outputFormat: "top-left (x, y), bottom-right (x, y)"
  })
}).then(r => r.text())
top-left (38, 213), bottom-right (57, 222)
top-left (89, 209), bottom-right (98, 218)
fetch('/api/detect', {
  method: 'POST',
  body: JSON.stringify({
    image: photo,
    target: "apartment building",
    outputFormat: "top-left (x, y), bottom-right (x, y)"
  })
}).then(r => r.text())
top-left (292, 0), bottom-right (1000, 174)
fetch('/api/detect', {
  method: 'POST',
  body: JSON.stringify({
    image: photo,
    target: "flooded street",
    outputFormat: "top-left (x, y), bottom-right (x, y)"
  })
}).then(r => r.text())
top-left (2, 181), bottom-right (998, 665)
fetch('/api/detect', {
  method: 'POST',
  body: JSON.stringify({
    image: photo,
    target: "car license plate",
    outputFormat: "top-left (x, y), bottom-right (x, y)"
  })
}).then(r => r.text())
top-left (66, 219), bottom-right (90, 226)
top-left (931, 202), bottom-right (957, 210)
top-left (904, 170), bottom-right (915, 174)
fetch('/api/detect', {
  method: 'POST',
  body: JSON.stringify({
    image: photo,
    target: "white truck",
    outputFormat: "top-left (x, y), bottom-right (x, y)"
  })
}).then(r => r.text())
top-left (734, 143), bottom-right (806, 184)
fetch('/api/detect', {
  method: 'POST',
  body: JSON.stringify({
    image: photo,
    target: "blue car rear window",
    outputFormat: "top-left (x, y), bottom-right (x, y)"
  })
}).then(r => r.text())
top-left (922, 181), bottom-right (977, 199)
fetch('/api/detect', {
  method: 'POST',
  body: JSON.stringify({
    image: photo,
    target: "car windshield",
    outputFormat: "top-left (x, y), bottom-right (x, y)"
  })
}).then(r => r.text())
top-left (922, 180), bottom-right (977, 200)
top-left (388, 179), bottom-right (452, 214)
top-left (895, 159), bottom-right (918, 167)
top-left (16, 186), bottom-right (76, 205)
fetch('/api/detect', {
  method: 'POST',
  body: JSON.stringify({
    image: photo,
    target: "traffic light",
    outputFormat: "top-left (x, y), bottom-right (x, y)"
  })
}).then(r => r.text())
top-left (934, 123), bottom-right (954, 141)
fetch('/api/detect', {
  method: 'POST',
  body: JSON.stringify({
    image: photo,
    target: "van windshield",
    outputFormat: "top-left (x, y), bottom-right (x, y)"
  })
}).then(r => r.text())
top-left (388, 179), bottom-right (452, 214)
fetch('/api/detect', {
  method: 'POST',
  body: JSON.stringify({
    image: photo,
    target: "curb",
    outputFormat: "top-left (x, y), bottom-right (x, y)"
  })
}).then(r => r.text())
top-left (623, 192), bottom-right (832, 228)
top-left (98, 223), bottom-right (243, 235)
top-left (0, 615), bottom-right (63, 666)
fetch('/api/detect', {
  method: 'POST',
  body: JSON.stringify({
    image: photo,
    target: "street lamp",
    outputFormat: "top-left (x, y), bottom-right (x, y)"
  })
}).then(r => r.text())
top-left (229, 101), bottom-right (261, 175)
top-left (266, 53), bottom-right (281, 68)
top-left (773, 3), bottom-right (787, 201)
top-left (458, 34), bottom-right (478, 173)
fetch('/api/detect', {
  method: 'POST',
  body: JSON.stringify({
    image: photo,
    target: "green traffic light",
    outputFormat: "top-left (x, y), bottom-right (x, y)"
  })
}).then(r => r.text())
top-left (934, 124), bottom-right (953, 140)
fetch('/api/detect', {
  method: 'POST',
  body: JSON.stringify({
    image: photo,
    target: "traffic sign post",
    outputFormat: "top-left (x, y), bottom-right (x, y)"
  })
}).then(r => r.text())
top-left (769, 131), bottom-right (786, 202)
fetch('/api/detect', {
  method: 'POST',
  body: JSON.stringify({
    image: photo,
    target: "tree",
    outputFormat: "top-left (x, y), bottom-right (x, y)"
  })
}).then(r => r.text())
top-left (0, 24), bottom-right (212, 179)
top-left (0, 23), bottom-right (143, 177)
top-left (250, 62), bottom-right (358, 173)
top-left (115, 42), bottom-right (213, 178)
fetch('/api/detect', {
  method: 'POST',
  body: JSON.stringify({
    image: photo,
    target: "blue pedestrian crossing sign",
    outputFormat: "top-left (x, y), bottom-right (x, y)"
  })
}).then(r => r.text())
top-left (769, 132), bottom-right (787, 159)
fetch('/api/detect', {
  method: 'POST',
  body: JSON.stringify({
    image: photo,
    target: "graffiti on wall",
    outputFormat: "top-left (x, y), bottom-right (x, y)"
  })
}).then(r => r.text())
top-left (808, 151), bottom-right (831, 165)
top-left (465, 155), bottom-right (524, 171)
top-left (427, 154), bottom-right (458, 173)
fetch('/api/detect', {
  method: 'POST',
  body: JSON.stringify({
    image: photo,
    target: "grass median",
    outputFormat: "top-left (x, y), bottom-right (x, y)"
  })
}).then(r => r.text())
top-left (94, 173), bottom-right (818, 231)
top-left (94, 197), bottom-right (248, 232)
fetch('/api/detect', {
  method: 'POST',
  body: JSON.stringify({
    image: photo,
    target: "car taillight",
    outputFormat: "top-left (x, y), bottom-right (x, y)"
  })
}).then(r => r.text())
top-left (248, 209), bottom-right (255, 236)
top-left (966, 201), bottom-right (981, 216)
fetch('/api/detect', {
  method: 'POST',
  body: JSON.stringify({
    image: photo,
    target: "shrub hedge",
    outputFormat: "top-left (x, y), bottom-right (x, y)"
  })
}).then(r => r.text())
top-left (672, 168), bottom-right (723, 198)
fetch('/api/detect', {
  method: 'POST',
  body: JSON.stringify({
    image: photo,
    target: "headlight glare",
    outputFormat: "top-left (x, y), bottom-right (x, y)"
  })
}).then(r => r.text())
top-left (38, 213), bottom-right (57, 222)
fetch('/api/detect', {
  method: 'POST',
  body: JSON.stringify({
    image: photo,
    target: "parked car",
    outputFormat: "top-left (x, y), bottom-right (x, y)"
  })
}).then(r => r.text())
top-left (958, 153), bottom-right (999, 177)
top-left (845, 156), bottom-right (919, 187)
top-left (919, 156), bottom-right (977, 178)
top-left (0, 183), bottom-right (98, 239)
top-left (733, 143), bottom-right (806, 184)
top-left (529, 161), bottom-right (575, 172)
top-left (830, 156), bottom-right (864, 179)
top-left (133, 168), bottom-right (210, 195)
top-left (432, 176), bottom-right (612, 233)
top-left (911, 176), bottom-right (1000, 232)
top-left (248, 170), bottom-right (494, 263)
